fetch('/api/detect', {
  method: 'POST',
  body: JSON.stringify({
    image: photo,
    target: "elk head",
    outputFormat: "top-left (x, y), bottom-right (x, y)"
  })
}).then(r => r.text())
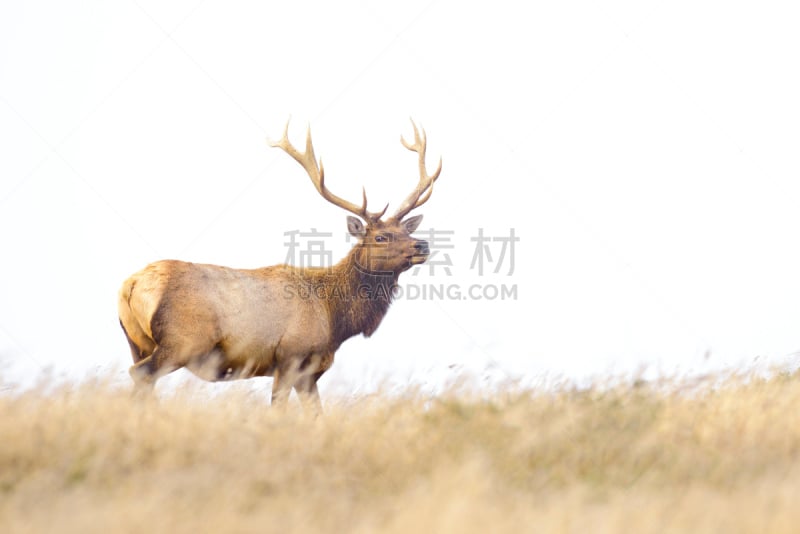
top-left (270, 120), bottom-right (442, 275)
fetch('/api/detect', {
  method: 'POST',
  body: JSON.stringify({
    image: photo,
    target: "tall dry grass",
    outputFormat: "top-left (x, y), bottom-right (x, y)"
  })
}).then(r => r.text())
top-left (2, 371), bottom-right (800, 533)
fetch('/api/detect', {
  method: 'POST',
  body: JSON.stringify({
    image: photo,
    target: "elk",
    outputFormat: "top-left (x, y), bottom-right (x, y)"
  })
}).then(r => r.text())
top-left (117, 120), bottom-right (442, 410)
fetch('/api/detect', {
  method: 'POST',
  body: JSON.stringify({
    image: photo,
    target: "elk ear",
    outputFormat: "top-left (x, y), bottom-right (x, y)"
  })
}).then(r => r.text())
top-left (403, 214), bottom-right (424, 234)
top-left (347, 216), bottom-right (366, 238)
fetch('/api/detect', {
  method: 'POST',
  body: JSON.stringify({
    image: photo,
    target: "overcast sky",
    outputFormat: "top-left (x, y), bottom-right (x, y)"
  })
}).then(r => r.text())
top-left (2, 1), bottom-right (800, 394)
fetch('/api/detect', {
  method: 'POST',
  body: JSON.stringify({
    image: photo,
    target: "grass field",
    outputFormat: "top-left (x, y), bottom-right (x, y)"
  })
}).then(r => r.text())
top-left (2, 371), bottom-right (800, 533)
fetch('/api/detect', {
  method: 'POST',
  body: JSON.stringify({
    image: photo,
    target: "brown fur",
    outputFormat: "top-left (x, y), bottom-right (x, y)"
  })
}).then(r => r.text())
top-left (119, 121), bottom-right (440, 410)
top-left (119, 223), bottom-right (424, 408)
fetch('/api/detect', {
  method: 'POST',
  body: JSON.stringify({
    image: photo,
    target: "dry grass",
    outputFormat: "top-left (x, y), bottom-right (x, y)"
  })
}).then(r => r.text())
top-left (2, 371), bottom-right (800, 533)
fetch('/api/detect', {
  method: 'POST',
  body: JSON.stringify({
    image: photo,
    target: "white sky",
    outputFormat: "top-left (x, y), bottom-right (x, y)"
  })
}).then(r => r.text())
top-left (2, 1), bottom-right (800, 395)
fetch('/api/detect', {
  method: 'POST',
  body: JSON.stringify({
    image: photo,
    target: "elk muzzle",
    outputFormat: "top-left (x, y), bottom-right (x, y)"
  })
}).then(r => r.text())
top-left (411, 239), bottom-right (430, 265)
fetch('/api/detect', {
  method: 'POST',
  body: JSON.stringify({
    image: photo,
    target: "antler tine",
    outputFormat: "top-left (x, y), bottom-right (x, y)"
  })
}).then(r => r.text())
top-left (270, 119), bottom-right (385, 222)
top-left (392, 119), bottom-right (442, 221)
top-left (363, 187), bottom-right (389, 220)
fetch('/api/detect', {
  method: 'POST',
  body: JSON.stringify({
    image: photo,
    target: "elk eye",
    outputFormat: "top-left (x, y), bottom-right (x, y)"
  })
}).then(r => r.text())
top-left (375, 234), bottom-right (390, 243)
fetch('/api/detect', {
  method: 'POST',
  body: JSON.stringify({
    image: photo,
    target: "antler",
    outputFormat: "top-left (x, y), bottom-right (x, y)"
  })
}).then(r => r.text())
top-left (391, 119), bottom-right (442, 221)
top-left (269, 120), bottom-right (388, 222)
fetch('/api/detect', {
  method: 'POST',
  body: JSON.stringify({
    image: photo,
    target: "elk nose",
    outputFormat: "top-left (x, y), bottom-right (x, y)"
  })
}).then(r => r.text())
top-left (415, 240), bottom-right (430, 255)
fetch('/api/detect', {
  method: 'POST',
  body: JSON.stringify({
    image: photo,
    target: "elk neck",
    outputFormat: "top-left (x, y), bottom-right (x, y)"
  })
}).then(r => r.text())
top-left (321, 245), bottom-right (400, 347)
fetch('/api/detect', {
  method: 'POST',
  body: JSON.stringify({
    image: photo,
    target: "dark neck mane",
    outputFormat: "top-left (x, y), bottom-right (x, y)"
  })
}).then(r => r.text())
top-left (316, 248), bottom-right (400, 348)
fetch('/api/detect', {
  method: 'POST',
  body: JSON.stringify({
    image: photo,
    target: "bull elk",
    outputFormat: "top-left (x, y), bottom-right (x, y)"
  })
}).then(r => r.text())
top-left (118, 120), bottom-right (442, 410)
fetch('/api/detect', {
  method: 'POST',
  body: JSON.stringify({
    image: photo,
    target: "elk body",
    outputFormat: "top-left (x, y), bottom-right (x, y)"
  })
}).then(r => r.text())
top-left (118, 121), bottom-right (442, 409)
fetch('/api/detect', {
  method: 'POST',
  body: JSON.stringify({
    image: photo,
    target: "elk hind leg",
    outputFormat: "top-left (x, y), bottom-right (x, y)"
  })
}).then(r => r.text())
top-left (129, 343), bottom-right (185, 391)
top-left (120, 321), bottom-right (155, 364)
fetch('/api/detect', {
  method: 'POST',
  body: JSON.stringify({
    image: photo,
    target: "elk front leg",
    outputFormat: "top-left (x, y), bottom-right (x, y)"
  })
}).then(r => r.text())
top-left (270, 366), bottom-right (292, 407)
top-left (294, 352), bottom-right (329, 414)
top-left (294, 372), bottom-right (323, 415)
